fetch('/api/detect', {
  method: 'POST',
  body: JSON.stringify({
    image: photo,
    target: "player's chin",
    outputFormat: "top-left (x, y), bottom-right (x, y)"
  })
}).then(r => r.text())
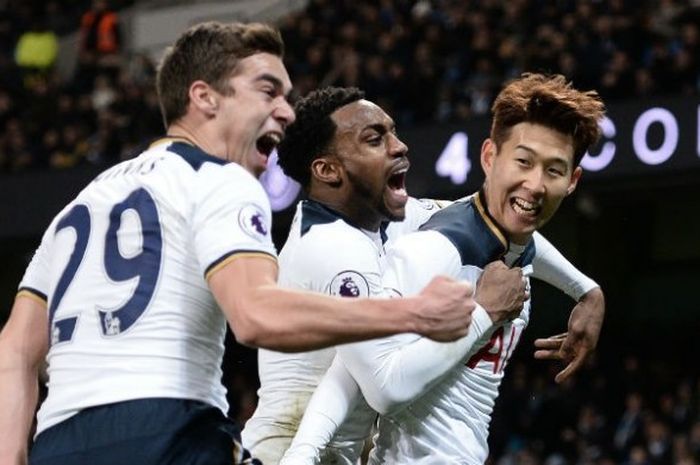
top-left (382, 196), bottom-right (408, 221)
top-left (251, 151), bottom-right (270, 178)
top-left (505, 219), bottom-right (538, 244)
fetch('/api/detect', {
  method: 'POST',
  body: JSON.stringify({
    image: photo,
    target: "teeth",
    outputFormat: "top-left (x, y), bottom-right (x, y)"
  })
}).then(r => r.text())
top-left (267, 133), bottom-right (281, 145)
top-left (512, 198), bottom-right (539, 213)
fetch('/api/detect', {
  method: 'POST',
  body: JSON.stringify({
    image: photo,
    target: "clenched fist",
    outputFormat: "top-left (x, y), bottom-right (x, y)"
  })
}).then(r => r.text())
top-left (476, 261), bottom-right (529, 324)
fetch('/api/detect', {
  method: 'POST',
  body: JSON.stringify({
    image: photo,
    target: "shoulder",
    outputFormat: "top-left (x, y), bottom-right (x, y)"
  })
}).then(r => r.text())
top-left (286, 202), bottom-right (379, 271)
top-left (419, 197), bottom-right (507, 267)
top-left (301, 218), bottom-right (376, 260)
top-left (384, 197), bottom-right (442, 242)
top-left (161, 141), bottom-right (261, 189)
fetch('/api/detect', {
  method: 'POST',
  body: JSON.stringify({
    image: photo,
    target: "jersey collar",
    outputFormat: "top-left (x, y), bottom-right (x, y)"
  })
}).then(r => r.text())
top-left (300, 199), bottom-right (387, 243)
top-left (473, 189), bottom-right (508, 250)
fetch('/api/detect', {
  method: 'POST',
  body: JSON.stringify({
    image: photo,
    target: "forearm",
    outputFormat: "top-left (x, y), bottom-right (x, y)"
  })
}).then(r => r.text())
top-left (0, 296), bottom-right (47, 465)
top-left (338, 305), bottom-right (493, 415)
top-left (280, 357), bottom-right (362, 465)
top-left (0, 353), bottom-right (39, 464)
top-left (233, 284), bottom-right (421, 352)
top-left (211, 256), bottom-right (472, 352)
top-left (532, 232), bottom-right (598, 300)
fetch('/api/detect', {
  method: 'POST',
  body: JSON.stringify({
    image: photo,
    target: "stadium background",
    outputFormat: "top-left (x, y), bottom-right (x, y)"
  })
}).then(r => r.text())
top-left (1, 0), bottom-right (699, 463)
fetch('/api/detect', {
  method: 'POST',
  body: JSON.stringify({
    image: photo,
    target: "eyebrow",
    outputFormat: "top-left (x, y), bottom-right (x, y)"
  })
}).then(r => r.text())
top-left (256, 73), bottom-right (293, 98)
top-left (362, 122), bottom-right (396, 135)
top-left (516, 144), bottom-right (569, 165)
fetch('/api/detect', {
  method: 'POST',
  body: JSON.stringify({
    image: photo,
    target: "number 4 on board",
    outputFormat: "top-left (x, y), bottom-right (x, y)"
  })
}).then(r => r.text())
top-left (435, 131), bottom-right (471, 185)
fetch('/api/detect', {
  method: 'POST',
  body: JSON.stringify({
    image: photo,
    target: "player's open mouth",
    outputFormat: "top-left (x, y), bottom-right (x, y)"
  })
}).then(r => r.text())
top-left (256, 132), bottom-right (282, 158)
top-left (510, 197), bottom-right (541, 217)
top-left (386, 165), bottom-right (409, 203)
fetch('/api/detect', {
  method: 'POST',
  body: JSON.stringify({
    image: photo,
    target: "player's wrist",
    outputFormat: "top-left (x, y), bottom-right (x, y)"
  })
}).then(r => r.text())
top-left (578, 286), bottom-right (604, 307)
top-left (389, 295), bottom-right (425, 334)
top-left (471, 304), bottom-right (494, 331)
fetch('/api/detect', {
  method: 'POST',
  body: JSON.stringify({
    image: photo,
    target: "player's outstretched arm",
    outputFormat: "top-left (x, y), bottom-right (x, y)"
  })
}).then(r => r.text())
top-left (534, 286), bottom-right (605, 383)
top-left (279, 356), bottom-right (361, 465)
top-left (0, 296), bottom-right (48, 465)
top-left (208, 255), bottom-right (474, 352)
top-left (530, 232), bottom-right (605, 382)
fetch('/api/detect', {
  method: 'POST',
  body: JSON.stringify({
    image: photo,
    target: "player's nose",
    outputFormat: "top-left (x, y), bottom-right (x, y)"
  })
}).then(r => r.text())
top-left (523, 167), bottom-right (546, 197)
top-left (388, 133), bottom-right (408, 158)
top-left (274, 98), bottom-right (296, 127)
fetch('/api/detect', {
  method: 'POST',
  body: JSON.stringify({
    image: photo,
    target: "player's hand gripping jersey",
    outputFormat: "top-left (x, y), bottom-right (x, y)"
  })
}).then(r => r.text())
top-left (18, 139), bottom-right (276, 435)
top-left (369, 192), bottom-right (533, 464)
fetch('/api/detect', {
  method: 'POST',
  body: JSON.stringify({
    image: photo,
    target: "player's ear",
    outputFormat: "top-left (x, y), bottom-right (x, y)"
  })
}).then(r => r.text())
top-left (480, 138), bottom-right (496, 175)
top-left (311, 156), bottom-right (342, 186)
top-left (566, 166), bottom-right (582, 196)
top-left (189, 80), bottom-right (219, 117)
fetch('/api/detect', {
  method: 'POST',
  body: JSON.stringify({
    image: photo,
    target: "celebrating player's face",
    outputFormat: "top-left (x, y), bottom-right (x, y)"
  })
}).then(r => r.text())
top-left (218, 53), bottom-right (295, 177)
top-left (330, 100), bottom-right (410, 223)
top-left (480, 122), bottom-right (582, 244)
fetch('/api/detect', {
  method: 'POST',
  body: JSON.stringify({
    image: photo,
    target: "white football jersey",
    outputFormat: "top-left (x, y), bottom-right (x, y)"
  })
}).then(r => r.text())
top-left (369, 192), bottom-right (534, 464)
top-left (243, 197), bottom-right (442, 464)
top-left (276, 195), bottom-right (598, 465)
top-left (18, 139), bottom-right (276, 435)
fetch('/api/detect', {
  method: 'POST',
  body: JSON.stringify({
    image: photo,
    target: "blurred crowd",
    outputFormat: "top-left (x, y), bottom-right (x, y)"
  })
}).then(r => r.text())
top-left (1, 0), bottom-right (699, 173)
top-left (282, 0), bottom-right (700, 124)
top-left (0, 0), bottom-right (158, 173)
top-left (221, 341), bottom-right (700, 465)
top-left (489, 352), bottom-right (700, 465)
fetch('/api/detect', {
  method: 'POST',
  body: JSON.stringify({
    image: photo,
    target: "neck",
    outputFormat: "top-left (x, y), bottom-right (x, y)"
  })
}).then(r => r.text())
top-left (168, 121), bottom-right (228, 162)
top-left (308, 190), bottom-right (382, 232)
top-left (478, 188), bottom-right (534, 246)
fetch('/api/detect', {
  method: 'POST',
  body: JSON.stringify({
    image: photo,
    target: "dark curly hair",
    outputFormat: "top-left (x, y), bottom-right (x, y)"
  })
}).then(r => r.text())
top-left (491, 73), bottom-right (605, 166)
top-left (277, 87), bottom-right (365, 188)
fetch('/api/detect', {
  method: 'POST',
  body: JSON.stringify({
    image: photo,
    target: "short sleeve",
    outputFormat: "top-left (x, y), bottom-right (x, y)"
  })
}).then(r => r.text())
top-left (192, 164), bottom-right (277, 279)
top-left (18, 224), bottom-right (54, 303)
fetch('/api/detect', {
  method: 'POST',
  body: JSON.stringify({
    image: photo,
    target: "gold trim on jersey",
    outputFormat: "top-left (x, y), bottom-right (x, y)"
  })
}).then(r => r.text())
top-left (16, 289), bottom-right (48, 307)
top-left (473, 191), bottom-right (508, 249)
top-left (205, 251), bottom-right (278, 281)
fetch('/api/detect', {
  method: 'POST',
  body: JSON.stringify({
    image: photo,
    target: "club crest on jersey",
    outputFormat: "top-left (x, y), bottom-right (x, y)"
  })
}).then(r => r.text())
top-left (329, 271), bottom-right (369, 298)
top-left (104, 312), bottom-right (121, 335)
top-left (238, 204), bottom-right (269, 240)
top-left (418, 198), bottom-right (439, 210)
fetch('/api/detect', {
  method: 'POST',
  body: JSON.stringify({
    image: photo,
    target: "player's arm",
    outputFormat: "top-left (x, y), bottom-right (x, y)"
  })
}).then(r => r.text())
top-left (534, 286), bottom-right (605, 383)
top-left (198, 168), bottom-right (473, 352)
top-left (279, 356), bottom-right (361, 465)
top-left (335, 233), bottom-right (527, 414)
top-left (208, 256), bottom-right (473, 352)
top-left (0, 295), bottom-right (48, 465)
top-left (531, 232), bottom-right (605, 383)
top-left (531, 231), bottom-right (599, 299)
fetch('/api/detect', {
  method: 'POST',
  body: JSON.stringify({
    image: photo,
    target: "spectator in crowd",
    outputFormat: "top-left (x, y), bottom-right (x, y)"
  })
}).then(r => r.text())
top-left (77, 0), bottom-right (121, 88)
top-left (14, 16), bottom-right (58, 83)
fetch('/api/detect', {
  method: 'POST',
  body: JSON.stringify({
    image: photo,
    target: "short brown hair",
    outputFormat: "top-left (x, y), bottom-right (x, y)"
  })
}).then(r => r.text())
top-left (156, 21), bottom-right (284, 128)
top-left (490, 73), bottom-right (605, 166)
